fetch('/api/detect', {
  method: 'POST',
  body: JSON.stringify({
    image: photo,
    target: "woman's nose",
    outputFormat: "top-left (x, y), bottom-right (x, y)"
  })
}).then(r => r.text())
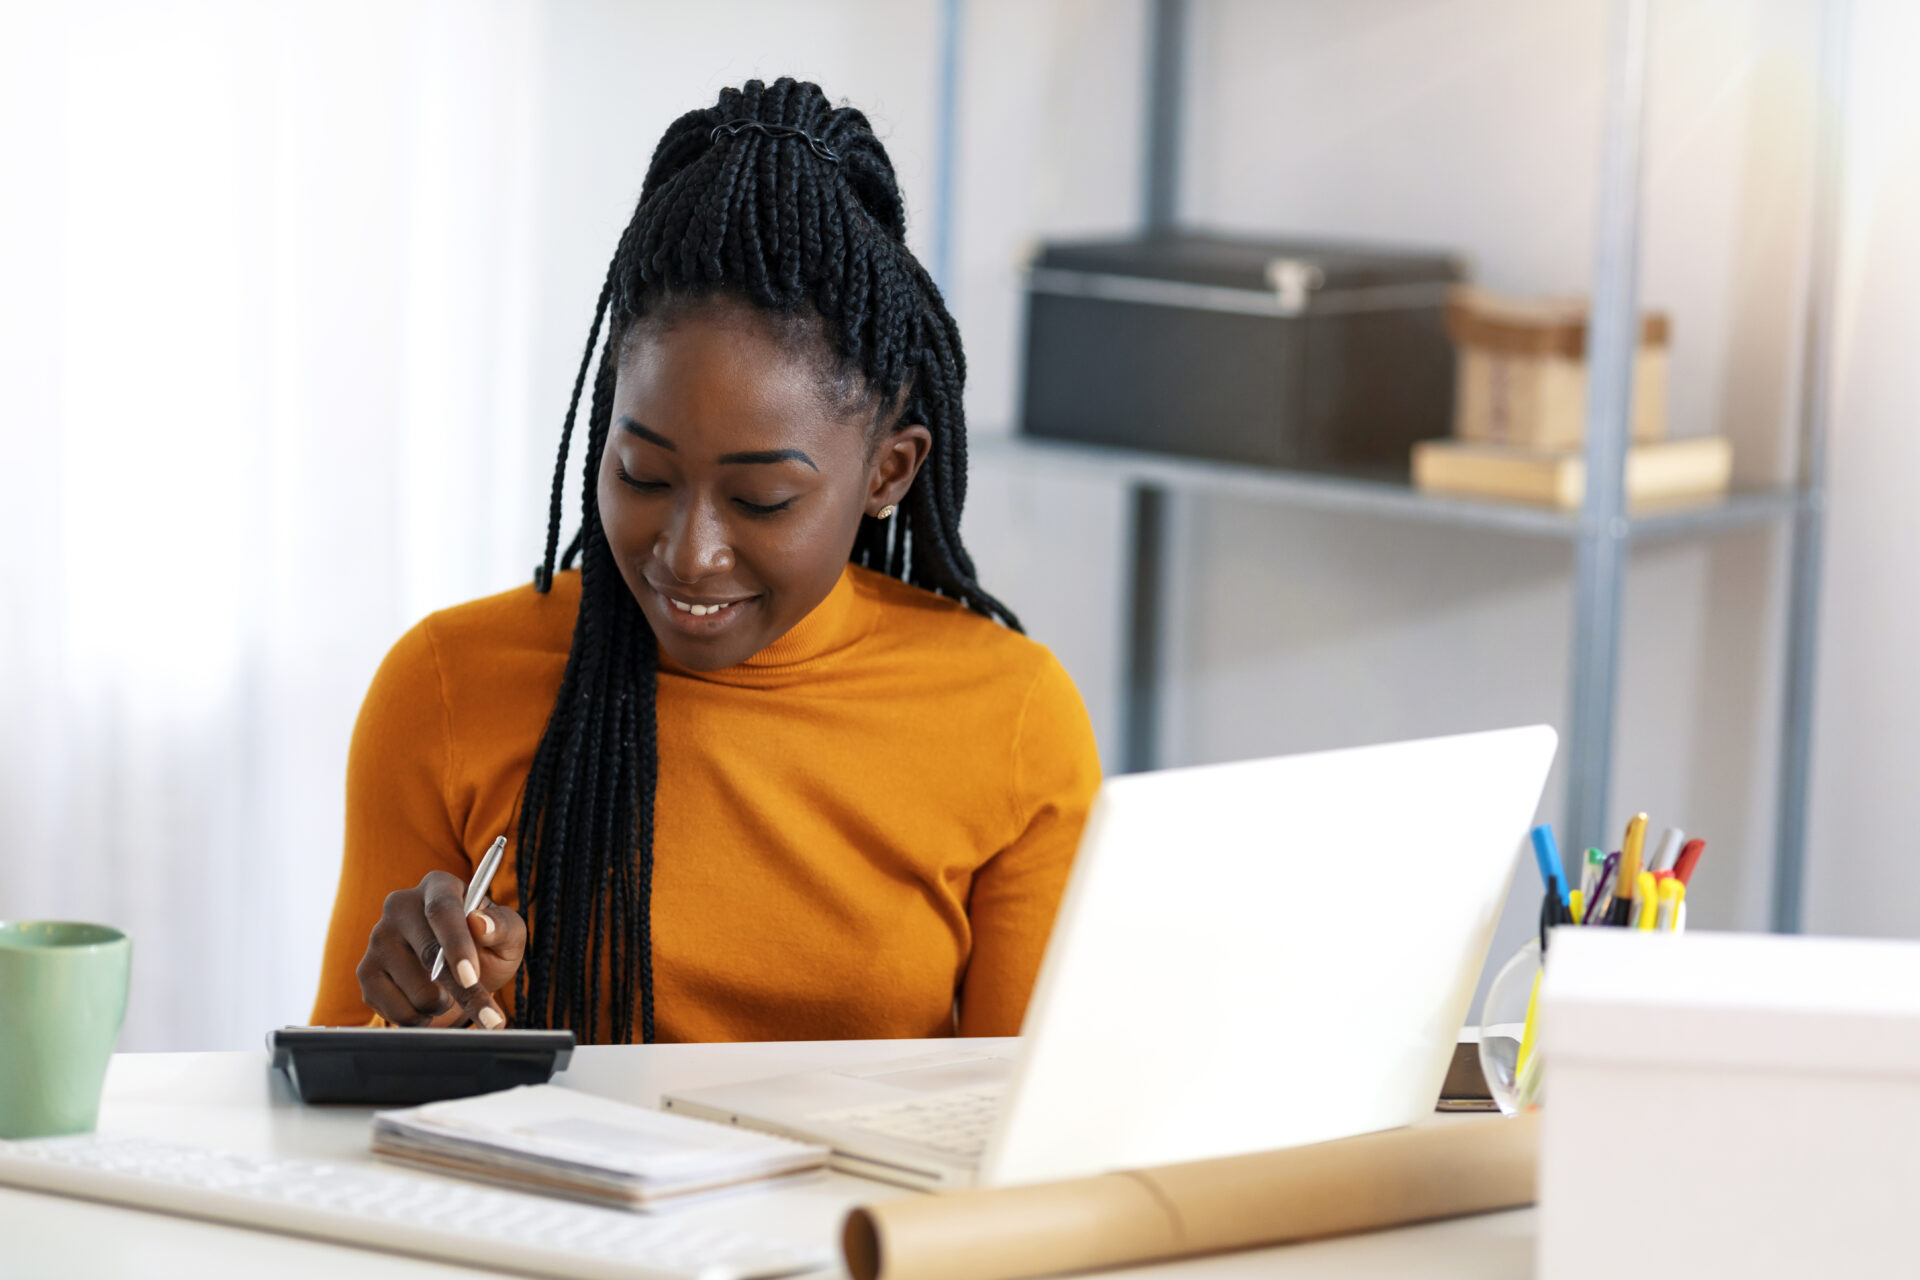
top-left (656, 496), bottom-right (735, 581)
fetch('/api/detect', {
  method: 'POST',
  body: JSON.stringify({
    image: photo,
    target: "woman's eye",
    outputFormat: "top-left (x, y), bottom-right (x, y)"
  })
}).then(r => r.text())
top-left (614, 464), bottom-right (790, 514)
top-left (615, 464), bottom-right (667, 493)
top-left (734, 497), bottom-right (796, 517)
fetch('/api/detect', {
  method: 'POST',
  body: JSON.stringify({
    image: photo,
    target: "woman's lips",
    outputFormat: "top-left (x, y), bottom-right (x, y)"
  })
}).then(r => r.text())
top-left (648, 584), bottom-right (759, 637)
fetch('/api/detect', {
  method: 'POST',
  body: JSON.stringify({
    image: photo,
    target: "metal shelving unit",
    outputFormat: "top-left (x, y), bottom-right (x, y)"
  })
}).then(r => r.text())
top-left (971, 436), bottom-right (1802, 545)
top-left (950, 0), bottom-right (1845, 930)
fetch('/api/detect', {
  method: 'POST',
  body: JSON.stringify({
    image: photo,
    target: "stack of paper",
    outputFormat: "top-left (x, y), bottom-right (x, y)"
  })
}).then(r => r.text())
top-left (372, 1084), bottom-right (828, 1210)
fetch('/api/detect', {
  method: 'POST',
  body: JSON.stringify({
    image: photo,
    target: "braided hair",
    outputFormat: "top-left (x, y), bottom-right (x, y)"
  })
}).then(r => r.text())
top-left (515, 78), bottom-right (1016, 1043)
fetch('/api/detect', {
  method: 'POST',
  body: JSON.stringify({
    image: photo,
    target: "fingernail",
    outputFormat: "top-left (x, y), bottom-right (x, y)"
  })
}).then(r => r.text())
top-left (471, 910), bottom-right (494, 939)
top-left (456, 959), bottom-right (478, 988)
top-left (478, 1006), bottom-right (504, 1029)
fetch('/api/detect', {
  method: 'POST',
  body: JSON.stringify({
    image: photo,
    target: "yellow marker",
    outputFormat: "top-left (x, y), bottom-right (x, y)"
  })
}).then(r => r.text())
top-left (1657, 878), bottom-right (1684, 932)
top-left (1635, 871), bottom-right (1658, 930)
top-left (1619, 814), bottom-right (1647, 886)
top-left (1515, 1038), bottom-right (1545, 1109)
top-left (1673, 883), bottom-right (1688, 933)
top-left (1611, 813), bottom-right (1648, 925)
top-left (1569, 888), bottom-right (1585, 925)
top-left (1514, 968), bottom-right (1543, 1080)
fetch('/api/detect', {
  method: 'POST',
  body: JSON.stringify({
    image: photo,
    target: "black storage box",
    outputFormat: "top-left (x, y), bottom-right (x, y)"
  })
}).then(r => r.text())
top-left (1019, 233), bottom-right (1467, 475)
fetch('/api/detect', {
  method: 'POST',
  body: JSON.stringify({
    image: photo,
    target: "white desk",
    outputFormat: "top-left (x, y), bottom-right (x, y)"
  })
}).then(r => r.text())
top-left (0, 1039), bottom-right (1535, 1279)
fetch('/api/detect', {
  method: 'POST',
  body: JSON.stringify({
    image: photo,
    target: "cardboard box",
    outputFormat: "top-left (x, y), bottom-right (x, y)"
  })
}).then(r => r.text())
top-left (1446, 286), bottom-right (1668, 449)
top-left (1539, 929), bottom-right (1920, 1279)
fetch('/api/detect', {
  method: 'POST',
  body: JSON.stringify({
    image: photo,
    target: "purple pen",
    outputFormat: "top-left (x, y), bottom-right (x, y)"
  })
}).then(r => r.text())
top-left (1583, 852), bottom-right (1620, 924)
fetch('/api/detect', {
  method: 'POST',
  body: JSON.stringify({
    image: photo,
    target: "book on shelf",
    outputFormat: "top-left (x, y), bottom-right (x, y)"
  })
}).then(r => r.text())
top-left (1410, 436), bottom-right (1732, 509)
top-left (371, 1084), bottom-right (829, 1210)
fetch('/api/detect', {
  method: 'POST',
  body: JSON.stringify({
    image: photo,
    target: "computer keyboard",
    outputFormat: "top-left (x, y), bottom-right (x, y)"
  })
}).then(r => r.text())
top-left (820, 1086), bottom-right (1003, 1159)
top-left (0, 1133), bottom-right (828, 1280)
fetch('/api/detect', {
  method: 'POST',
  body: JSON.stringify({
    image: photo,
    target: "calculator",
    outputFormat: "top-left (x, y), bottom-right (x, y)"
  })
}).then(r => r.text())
top-left (267, 1025), bottom-right (575, 1105)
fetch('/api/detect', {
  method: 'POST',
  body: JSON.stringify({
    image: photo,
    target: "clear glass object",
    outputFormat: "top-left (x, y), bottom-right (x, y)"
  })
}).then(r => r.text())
top-left (1478, 937), bottom-right (1545, 1115)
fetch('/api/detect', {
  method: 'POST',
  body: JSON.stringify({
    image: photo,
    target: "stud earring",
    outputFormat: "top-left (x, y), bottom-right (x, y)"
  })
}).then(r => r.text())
top-left (876, 504), bottom-right (897, 520)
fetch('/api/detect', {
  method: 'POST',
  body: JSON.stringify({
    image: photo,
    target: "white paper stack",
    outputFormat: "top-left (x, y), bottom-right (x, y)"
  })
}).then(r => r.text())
top-left (372, 1084), bottom-right (829, 1210)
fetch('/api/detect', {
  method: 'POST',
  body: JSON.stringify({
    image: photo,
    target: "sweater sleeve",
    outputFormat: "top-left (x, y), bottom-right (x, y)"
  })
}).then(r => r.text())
top-left (310, 617), bottom-right (469, 1025)
top-left (957, 652), bottom-right (1103, 1037)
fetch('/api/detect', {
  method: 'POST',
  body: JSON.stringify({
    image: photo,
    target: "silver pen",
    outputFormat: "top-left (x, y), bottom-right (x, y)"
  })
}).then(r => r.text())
top-left (428, 835), bottom-right (508, 983)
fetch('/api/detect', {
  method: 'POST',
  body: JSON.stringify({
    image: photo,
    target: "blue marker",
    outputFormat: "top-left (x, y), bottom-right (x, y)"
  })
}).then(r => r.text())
top-left (1530, 824), bottom-right (1568, 906)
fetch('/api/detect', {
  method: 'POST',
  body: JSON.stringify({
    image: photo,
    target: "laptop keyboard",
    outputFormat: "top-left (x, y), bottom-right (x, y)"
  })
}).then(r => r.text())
top-left (816, 1086), bottom-right (1004, 1159)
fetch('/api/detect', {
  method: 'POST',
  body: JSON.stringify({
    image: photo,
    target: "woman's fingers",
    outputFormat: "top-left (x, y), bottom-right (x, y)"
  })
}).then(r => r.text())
top-left (369, 877), bottom-right (467, 1020)
top-left (358, 873), bottom-right (526, 1030)
top-left (467, 898), bottom-right (527, 967)
top-left (456, 900), bottom-right (524, 1027)
top-left (420, 874), bottom-right (517, 1025)
top-left (420, 871), bottom-right (481, 985)
top-left (472, 992), bottom-right (508, 1029)
top-left (374, 912), bottom-right (456, 1018)
top-left (357, 960), bottom-right (445, 1026)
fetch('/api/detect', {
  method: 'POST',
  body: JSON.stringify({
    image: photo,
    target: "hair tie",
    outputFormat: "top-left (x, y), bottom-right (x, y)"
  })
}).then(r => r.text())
top-left (709, 119), bottom-right (840, 165)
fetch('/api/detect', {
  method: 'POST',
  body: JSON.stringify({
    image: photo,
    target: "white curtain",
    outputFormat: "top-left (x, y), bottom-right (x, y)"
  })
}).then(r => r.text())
top-left (0, 0), bottom-right (550, 1049)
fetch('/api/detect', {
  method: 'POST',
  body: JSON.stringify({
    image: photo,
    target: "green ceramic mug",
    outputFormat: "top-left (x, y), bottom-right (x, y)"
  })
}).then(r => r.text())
top-left (0, 921), bottom-right (131, 1138)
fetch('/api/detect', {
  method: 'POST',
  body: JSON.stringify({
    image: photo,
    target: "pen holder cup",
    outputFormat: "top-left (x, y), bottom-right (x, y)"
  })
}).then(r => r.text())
top-left (1478, 937), bottom-right (1545, 1116)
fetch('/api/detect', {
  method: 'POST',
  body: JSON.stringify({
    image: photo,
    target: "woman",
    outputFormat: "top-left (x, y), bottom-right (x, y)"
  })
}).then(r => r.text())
top-left (311, 78), bottom-right (1101, 1044)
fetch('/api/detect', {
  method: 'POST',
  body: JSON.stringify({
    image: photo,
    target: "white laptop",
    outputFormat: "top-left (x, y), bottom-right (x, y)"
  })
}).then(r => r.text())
top-left (663, 725), bottom-right (1556, 1190)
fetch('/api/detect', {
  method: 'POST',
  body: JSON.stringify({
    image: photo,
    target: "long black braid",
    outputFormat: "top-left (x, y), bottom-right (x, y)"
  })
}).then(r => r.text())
top-left (514, 78), bottom-right (1016, 1043)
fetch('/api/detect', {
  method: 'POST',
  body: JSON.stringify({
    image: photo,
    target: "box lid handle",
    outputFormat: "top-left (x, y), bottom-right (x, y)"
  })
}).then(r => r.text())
top-left (1265, 258), bottom-right (1327, 314)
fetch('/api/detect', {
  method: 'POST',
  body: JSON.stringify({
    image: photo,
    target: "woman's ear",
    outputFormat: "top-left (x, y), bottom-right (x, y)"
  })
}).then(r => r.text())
top-left (866, 423), bottom-right (932, 516)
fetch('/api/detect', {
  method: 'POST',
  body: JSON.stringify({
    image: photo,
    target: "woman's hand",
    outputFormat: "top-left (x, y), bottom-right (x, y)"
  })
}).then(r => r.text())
top-left (356, 869), bottom-right (526, 1027)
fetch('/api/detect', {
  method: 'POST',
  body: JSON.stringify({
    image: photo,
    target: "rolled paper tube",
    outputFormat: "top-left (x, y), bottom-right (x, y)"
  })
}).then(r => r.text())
top-left (841, 1113), bottom-right (1539, 1280)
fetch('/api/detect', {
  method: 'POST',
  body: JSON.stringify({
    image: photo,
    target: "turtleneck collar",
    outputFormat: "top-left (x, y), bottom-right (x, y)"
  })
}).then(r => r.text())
top-left (656, 566), bottom-right (876, 687)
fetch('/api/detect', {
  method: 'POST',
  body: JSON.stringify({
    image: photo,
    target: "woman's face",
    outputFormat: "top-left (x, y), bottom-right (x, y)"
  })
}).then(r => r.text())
top-left (598, 301), bottom-right (928, 672)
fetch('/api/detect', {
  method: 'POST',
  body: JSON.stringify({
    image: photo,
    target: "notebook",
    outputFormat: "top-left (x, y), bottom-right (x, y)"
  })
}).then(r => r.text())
top-left (371, 1084), bottom-right (829, 1210)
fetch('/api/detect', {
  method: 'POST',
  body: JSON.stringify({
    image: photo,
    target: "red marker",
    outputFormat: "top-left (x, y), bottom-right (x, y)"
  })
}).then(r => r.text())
top-left (1673, 838), bottom-right (1707, 886)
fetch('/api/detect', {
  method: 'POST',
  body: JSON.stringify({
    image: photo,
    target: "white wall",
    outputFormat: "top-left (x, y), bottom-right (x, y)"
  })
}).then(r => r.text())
top-left (953, 0), bottom-right (1830, 1000)
top-left (960, 0), bottom-right (1920, 980)
top-left (1171, 0), bottom-right (1821, 986)
top-left (1804, 1), bottom-right (1920, 937)
top-left (949, 0), bottom-right (1149, 759)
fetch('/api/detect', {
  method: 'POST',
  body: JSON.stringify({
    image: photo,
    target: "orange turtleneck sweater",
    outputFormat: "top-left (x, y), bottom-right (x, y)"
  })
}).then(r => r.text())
top-left (310, 565), bottom-right (1101, 1042)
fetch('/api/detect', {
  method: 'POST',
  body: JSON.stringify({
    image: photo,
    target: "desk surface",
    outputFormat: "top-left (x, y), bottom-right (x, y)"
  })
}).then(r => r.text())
top-left (1, 1038), bottom-right (1535, 1280)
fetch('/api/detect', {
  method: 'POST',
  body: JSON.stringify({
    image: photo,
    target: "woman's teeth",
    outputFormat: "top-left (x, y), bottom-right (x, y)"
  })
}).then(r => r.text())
top-left (670, 598), bottom-right (735, 617)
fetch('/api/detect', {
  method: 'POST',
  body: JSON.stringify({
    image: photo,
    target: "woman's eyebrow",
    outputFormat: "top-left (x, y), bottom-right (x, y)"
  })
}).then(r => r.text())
top-left (617, 416), bottom-right (816, 471)
top-left (717, 448), bottom-right (818, 471)
top-left (617, 416), bottom-right (675, 450)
